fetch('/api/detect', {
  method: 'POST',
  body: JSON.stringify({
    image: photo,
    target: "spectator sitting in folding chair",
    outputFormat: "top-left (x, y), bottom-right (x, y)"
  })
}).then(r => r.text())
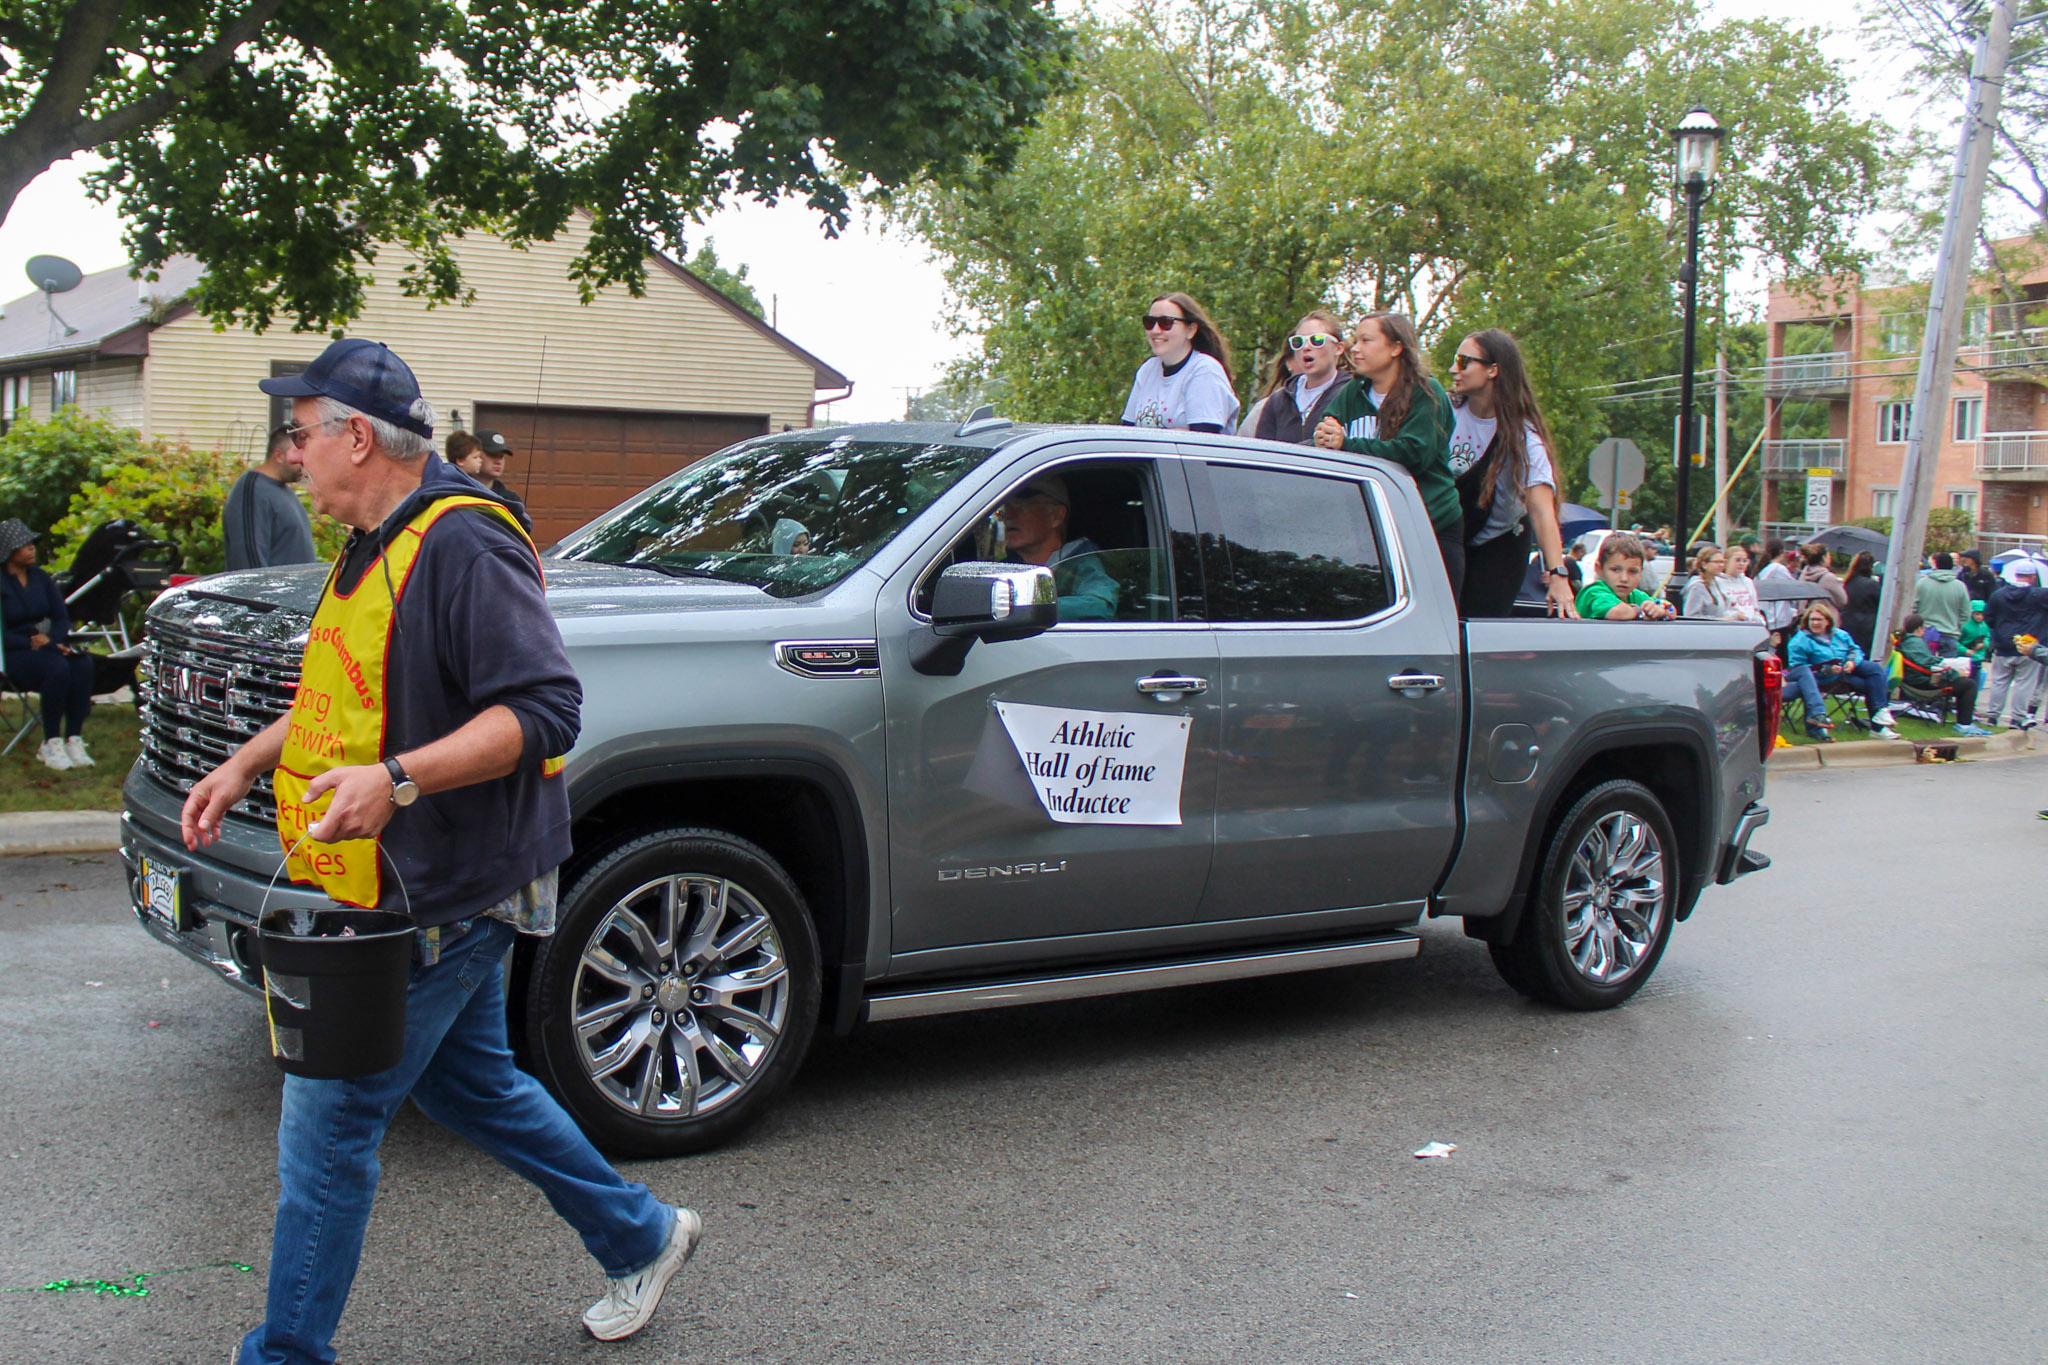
top-left (0, 518), bottom-right (97, 770)
top-left (1896, 612), bottom-right (1989, 735)
top-left (1785, 600), bottom-right (1901, 741)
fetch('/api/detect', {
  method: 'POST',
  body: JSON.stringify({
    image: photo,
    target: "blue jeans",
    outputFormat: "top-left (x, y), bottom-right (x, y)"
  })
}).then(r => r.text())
top-left (1787, 661), bottom-right (1890, 727)
top-left (237, 917), bottom-right (672, 1365)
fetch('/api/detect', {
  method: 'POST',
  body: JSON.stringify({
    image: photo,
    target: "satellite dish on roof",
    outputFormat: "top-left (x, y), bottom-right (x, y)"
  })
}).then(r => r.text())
top-left (26, 254), bottom-right (83, 294)
top-left (25, 254), bottom-right (82, 341)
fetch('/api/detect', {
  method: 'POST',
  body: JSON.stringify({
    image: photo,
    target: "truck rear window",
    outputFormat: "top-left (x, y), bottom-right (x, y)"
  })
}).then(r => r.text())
top-left (551, 436), bottom-right (985, 597)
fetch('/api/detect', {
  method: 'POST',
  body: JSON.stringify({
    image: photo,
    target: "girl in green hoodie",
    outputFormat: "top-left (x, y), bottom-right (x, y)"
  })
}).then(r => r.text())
top-left (1314, 312), bottom-right (1463, 600)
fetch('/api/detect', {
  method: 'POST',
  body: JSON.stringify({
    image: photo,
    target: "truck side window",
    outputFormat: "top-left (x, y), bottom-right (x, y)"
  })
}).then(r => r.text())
top-left (1199, 465), bottom-right (1391, 623)
top-left (916, 461), bottom-right (1176, 622)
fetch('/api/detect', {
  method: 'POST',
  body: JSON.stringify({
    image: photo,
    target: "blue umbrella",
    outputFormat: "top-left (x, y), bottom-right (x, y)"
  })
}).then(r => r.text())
top-left (1557, 503), bottom-right (1609, 541)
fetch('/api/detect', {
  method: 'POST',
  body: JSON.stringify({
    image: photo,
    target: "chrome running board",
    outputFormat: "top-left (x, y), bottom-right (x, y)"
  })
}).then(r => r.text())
top-left (864, 933), bottom-right (1421, 1023)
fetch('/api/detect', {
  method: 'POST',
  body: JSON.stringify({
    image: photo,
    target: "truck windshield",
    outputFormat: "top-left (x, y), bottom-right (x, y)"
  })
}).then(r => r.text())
top-left (550, 436), bottom-right (986, 598)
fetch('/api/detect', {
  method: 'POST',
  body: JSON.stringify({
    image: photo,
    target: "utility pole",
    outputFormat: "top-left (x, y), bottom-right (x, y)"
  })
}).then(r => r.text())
top-left (1878, 0), bottom-right (2014, 650)
top-left (1714, 348), bottom-right (1731, 546)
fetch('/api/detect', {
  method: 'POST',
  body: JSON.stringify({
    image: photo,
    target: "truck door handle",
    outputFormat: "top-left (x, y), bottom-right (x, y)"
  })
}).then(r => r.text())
top-left (1137, 674), bottom-right (1209, 700)
top-left (1386, 673), bottom-right (1446, 693)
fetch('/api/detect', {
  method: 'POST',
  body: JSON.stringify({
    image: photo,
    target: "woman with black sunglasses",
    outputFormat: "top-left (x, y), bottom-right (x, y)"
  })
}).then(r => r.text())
top-left (1447, 328), bottom-right (1575, 618)
top-left (1121, 292), bottom-right (1239, 433)
top-left (1254, 310), bottom-right (1348, 445)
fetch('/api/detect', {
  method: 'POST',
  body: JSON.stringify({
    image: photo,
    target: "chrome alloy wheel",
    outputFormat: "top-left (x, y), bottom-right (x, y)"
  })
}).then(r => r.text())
top-left (570, 875), bottom-right (790, 1120)
top-left (1560, 811), bottom-right (1668, 986)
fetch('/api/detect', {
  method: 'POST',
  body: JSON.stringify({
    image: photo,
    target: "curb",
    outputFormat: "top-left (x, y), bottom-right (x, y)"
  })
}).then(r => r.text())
top-left (0, 810), bottom-right (122, 857)
top-left (1769, 726), bottom-right (2034, 771)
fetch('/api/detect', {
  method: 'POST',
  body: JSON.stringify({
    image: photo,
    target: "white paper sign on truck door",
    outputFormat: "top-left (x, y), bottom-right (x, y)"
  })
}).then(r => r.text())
top-left (992, 700), bottom-right (1192, 826)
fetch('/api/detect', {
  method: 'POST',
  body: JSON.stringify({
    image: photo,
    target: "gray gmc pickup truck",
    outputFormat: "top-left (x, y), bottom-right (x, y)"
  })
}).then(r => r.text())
top-left (122, 416), bottom-right (1778, 1156)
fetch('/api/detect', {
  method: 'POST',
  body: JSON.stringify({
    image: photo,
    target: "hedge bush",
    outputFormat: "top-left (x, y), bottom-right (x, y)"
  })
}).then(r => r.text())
top-left (1850, 509), bottom-right (1974, 557)
top-left (48, 445), bottom-right (243, 576)
top-left (0, 410), bottom-right (151, 535)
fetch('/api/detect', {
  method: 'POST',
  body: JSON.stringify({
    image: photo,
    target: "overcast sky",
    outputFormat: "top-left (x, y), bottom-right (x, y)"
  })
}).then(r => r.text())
top-left (0, 1), bottom-right (1911, 423)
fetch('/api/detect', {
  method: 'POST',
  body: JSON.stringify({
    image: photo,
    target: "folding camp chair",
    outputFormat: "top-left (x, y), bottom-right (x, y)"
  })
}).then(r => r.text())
top-left (0, 638), bottom-right (40, 757)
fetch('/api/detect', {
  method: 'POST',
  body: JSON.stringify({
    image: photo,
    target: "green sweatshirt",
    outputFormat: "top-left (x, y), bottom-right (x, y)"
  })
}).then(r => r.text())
top-left (1320, 375), bottom-right (1460, 532)
top-left (1577, 578), bottom-right (1656, 619)
top-left (1961, 616), bottom-right (1990, 661)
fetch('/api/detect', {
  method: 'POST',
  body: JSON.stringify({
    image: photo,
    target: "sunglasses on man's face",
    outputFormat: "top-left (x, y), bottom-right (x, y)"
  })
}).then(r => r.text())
top-left (1141, 314), bottom-right (1189, 331)
top-left (1452, 352), bottom-right (1493, 371)
top-left (280, 417), bottom-right (340, 450)
top-left (1287, 333), bottom-right (1336, 351)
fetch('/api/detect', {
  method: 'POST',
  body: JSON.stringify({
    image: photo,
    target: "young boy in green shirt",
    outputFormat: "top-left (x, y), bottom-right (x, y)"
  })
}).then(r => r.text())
top-left (1576, 533), bottom-right (1674, 620)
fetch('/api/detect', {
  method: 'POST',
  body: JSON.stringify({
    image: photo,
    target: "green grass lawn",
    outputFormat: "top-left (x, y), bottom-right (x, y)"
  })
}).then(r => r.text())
top-left (0, 702), bottom-right (139, 812)
top-left (1781, 709), bottom-right (2003, 747)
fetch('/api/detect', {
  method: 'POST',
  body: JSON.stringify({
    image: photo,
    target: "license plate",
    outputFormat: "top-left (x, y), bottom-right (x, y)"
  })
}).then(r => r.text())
top-left (138, 855), bottom-right (191, 932)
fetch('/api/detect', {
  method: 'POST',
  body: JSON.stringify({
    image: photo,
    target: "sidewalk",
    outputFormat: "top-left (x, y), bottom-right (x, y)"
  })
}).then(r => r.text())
top-left (0, 810), bottom-right (122, 856)
top-left (1767, 725), bottom-right (2035, 770)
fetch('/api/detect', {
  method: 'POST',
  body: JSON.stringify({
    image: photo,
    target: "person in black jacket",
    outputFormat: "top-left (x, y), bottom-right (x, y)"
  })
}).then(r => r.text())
top-left (1958, 548), bottom-right (2000, 606)
top-left (1839, 551), bottom-right (1881, 656)
top-left (1984, 561), bottom-right (2048, 726)
top-left (181, 338), bottom-right (697, 1363)
top-left (1254, 310), bottom-right (1348, 445)
top-left (0, 517), bottom-right (96, 769)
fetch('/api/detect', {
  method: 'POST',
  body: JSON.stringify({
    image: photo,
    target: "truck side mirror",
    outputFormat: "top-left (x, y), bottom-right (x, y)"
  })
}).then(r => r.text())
top-left (912, 562), bottom-right (1059, 675)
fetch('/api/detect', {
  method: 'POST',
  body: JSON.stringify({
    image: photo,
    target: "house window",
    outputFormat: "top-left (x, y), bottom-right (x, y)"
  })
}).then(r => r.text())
top-left (268, 360), bottom-right (310, 432)
top-left (1872, 488), bottom-right (1900, 518)
top-left (1880, 315), bottom-right (1916, 353)
top-left (1953, 394), bottom-right (1983, 442)
top-left (50, 369), bottom-right (77, 409)
top-left (1947, 490), bottom-right (1980, 518)
top-left (1877, 400), bottom-right (1912, 444)
top-left (0, 375), bottom-right (23, 432)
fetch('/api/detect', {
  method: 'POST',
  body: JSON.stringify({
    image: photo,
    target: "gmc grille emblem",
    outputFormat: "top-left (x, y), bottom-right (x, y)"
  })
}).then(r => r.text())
top-left (170, 666), bottom-right (230, 712)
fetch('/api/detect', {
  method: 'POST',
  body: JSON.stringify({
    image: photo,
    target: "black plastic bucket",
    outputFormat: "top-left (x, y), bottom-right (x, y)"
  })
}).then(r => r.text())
top-left (256, 906), bottom-right (415, 1079)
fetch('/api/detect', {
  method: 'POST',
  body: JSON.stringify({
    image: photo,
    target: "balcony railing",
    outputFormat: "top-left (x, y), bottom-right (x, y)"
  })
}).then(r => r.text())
top-left (1981, 532), bottom-right (2048, 558)
top-left (1762, 439), bottom-right (1846, 477)
top-left (1763, 352), bottom-right (1851, 396)
top-left (1763, 520), bottom-right (1827, 544)
top-left (1977, 431), bottom-right (2048, 476)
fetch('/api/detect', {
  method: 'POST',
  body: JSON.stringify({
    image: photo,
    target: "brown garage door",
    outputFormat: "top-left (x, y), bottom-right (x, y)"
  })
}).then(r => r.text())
top-left (473, 405), bottom-right (770, 545)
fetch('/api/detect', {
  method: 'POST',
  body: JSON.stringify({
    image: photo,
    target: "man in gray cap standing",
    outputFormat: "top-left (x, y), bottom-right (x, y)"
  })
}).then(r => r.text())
top-left (181, 337), bottom-right (698, 1364)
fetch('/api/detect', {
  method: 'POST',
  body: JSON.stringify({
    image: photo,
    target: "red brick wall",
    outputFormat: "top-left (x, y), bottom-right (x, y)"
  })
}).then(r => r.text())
top-left (1981, 482), bottom-right (2033, 533)
top-left (1986, 380), bottom-right (2037, 433)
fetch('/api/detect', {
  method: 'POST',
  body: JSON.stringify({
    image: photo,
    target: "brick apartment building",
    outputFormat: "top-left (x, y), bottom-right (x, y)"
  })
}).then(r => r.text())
top-left (1763, 240), bottom-right (2048, 557)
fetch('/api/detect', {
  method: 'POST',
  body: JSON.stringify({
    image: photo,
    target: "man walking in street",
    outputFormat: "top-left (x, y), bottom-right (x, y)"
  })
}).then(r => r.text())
top-left (222, 424), bottom-right (319, 570)
top-left (182, 339), bottom-right (697, 1365)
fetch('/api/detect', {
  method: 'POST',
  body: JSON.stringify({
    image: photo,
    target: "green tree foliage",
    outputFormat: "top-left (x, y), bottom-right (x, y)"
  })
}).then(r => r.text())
top-left (49, 445), bottom-right (242, 576)
top-left (1851, 509), bottom-right (1974, 557)
top-left (1, 0), bottom-right (1071, 332)
top-left (0, 409), bottom-right (152, 535)
top-left (900, 0), bottom-right (1884, 523)
top-left (686, 239), bottom-right (765, 319)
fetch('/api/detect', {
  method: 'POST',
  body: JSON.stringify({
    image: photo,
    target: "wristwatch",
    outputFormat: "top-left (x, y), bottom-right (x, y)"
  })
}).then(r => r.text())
top-left (384, 757), bottom-right (420, 807)
top-left (1545, 565), bottom-right (1571, 580)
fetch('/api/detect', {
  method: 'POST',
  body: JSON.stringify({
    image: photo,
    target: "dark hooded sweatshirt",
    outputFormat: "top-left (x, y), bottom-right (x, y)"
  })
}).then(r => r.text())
top-left (328, 454), bottom-right (580, 926)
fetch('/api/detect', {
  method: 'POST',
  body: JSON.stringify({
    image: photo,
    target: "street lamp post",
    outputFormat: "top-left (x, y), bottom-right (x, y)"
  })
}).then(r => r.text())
top-left (1671, 105), bottom-right (1724, 555)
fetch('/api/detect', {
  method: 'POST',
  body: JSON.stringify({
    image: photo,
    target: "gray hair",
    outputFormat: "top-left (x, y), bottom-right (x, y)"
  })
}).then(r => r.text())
top-left (312, 395), bottom-right (436, 461)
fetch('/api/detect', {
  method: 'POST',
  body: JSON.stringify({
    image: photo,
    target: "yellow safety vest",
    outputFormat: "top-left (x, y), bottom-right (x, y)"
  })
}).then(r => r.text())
top-left (275, 495), bottom-right (563, 907)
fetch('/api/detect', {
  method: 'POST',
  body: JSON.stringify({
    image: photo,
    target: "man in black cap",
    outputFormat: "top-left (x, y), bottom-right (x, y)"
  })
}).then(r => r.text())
top-left (472, 426), bottom-right (526, 512)
top-left (181, 337), bottom-right (697, 1364)
top-left (222, 423), bottom-right (318, 570)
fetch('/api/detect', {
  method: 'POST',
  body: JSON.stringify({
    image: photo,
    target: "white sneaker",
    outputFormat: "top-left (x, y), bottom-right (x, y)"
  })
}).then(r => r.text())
top-left (64, 735), bottom-right (92, 767)
top-left (1875, 726), bottom-right (1901, 740)
top-left (1870, 708), bottom-right (1896, 727)
top-left (582, 1207), bottom-right (701, 1341)
top-left (35, 738), bottom-right (72, 770)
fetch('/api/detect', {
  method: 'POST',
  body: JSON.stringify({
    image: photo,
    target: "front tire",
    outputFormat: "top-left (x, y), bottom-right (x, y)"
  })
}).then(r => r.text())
top-left (1494, 779), bottom-right (1677, 1010)
top-left (527, 828), bottom-right (821, 1157)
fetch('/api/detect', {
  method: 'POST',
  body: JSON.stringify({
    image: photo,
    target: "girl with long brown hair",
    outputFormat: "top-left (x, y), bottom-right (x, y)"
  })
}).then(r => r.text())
top-left (1313, 312), bottom-right (1463, 598)
top-left (1446, 328), bottom-right (1575, 617)
top-left (1121, 291), bottom-right (1239, 433)
top-left (1254, 309), bottom-right (1348, 445)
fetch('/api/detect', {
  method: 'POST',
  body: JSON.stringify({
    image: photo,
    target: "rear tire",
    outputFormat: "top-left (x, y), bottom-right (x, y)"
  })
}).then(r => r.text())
top-left (1494, 779), bottom-right (1677, 1010)
top-left (527, 827), bottom-right (821, 1157)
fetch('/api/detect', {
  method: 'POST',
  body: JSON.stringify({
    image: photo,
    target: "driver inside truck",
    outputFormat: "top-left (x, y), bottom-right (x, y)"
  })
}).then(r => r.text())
top-left (997, 472), bottom-right (1119, 621)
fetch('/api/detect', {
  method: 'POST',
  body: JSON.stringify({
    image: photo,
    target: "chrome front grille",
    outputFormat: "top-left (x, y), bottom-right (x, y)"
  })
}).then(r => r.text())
top-left (139, 614), bottom-right (306, 826)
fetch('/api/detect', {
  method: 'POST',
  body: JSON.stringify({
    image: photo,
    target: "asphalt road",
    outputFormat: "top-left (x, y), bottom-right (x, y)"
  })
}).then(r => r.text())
top-left (3, 757), bottom-right (2045, 1365)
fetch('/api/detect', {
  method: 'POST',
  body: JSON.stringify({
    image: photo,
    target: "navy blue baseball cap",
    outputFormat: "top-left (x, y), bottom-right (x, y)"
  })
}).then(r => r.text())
top-left (259, 338), bottom-right (433, 438)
